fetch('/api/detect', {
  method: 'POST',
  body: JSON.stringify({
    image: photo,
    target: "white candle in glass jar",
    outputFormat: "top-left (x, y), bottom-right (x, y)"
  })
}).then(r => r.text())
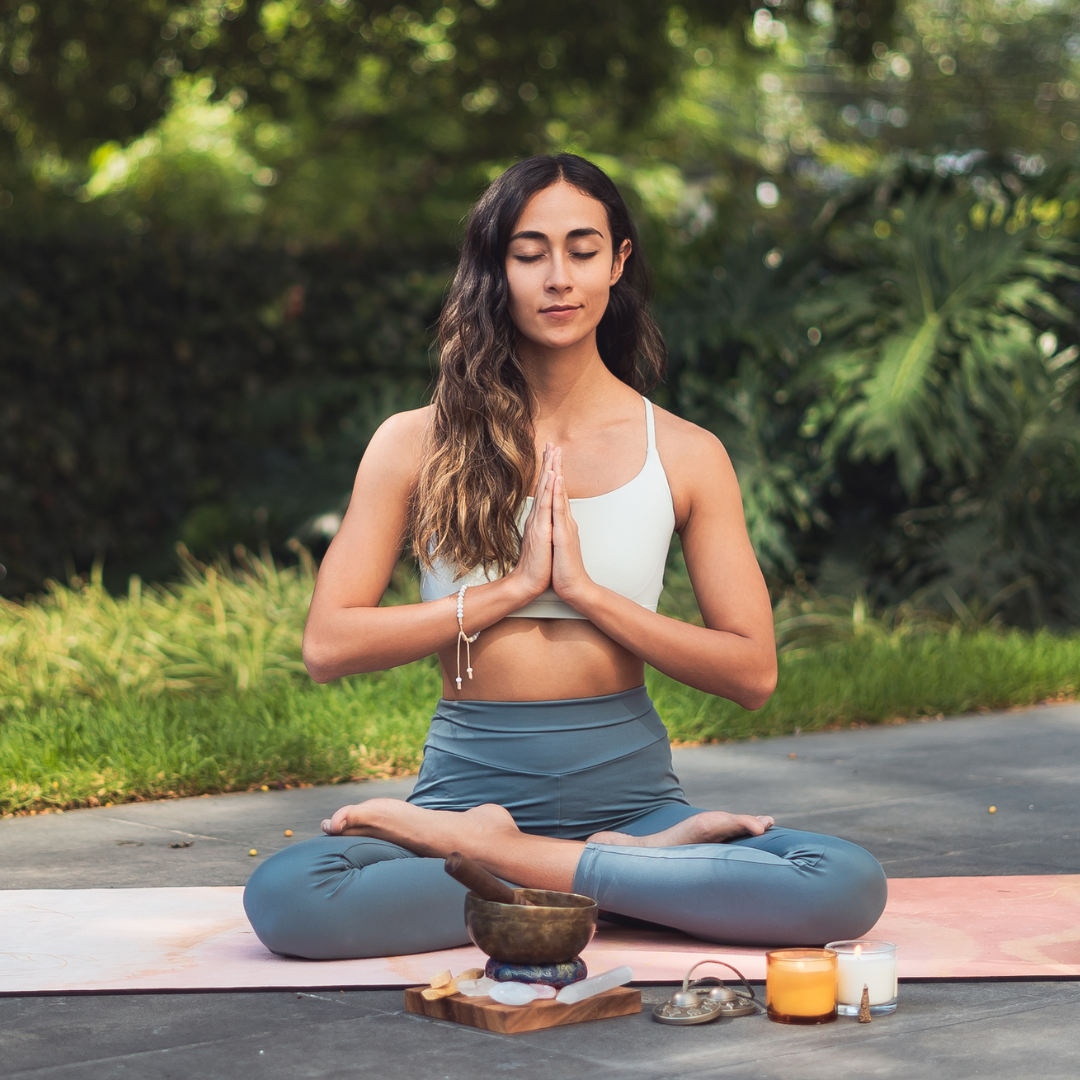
top-left (827, 940), bottom-right (898, 1006)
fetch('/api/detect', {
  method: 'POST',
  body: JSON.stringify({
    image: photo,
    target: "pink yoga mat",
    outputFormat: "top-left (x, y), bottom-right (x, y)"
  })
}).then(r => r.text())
top-left (1, 876), bottom-right (1077, 993)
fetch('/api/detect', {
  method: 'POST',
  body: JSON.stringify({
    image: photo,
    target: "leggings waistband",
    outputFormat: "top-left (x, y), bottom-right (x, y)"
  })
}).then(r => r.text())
top-left (422, 685), bottom-right (667, 775)
top-left (430, 685), bottom-right (654, 733)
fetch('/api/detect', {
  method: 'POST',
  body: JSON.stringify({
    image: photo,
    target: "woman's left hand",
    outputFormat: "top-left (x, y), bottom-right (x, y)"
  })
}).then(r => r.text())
top-left (550, 447), bottom-right (595, 608)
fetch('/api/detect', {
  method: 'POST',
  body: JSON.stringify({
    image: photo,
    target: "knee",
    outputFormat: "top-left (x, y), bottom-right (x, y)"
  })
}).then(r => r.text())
top-left (813, 838), bottom-right (888, 942)
top-left (243, 836), bottom-right (471, 960)
top-left (243, 836), bottom-right (402, 959)
top-left (243, 841), bottom-right (327, 957)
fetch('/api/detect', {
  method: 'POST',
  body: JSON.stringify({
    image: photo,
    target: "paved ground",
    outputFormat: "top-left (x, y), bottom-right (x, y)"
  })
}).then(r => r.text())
top-left (2, 702), bottom-right (1078, 1079)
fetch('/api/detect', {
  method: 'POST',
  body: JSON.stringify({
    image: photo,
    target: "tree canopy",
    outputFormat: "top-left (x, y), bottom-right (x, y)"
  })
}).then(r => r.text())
top-left (2, 1), bottom-right (1077, 241)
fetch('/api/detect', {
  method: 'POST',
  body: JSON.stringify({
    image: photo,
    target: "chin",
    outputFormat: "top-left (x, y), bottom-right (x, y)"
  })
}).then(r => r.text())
top-left (528, 326), bottom-right (592, 351)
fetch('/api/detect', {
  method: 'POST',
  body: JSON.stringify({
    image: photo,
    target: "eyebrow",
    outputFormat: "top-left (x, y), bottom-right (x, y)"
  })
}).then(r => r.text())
top-left (508, 227), bottom-right (605, 242)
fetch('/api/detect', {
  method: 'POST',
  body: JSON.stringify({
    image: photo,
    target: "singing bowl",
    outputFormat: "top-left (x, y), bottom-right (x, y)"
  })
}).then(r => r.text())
top-left (464, 888), bottom-right (598, 964)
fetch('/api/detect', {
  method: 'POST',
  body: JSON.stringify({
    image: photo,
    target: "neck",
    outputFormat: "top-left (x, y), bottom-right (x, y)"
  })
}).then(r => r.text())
top-left (516, 332), bottom-right (627, 427)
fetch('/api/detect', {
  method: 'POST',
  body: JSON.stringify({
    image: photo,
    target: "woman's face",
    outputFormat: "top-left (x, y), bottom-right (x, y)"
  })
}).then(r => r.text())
top-left (504, 180), bottom-right (630, 354)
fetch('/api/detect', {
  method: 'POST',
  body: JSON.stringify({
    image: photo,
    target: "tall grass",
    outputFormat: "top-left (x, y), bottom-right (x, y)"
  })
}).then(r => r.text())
top-left (2, 549), bottom-right (1076, 815)
top-left (0, 545), bottom-right (313, 709)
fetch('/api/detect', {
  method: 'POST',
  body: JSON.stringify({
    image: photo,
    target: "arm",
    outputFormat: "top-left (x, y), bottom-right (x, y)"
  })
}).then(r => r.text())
top-left (549, 426), bottom-right (777, 709)
top-left (302, 414), bottom-right (557, 682)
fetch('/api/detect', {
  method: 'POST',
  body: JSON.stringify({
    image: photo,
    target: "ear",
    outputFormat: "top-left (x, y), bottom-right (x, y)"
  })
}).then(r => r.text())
top-left (609, 239), bottom-right (632, 286)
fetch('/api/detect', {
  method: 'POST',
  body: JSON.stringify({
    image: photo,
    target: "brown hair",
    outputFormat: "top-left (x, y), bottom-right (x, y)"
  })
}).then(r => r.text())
top-left (412, 153), bottom-right (666, 576)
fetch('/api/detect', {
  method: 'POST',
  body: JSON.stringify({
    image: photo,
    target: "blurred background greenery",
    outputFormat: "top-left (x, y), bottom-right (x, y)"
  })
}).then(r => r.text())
top-left (2, 0), bottom-right (1080, 629)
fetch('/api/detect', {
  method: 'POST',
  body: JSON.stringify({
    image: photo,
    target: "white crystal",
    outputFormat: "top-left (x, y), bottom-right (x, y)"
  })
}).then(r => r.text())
top-left (555, 965), bottom-right (633, 1004)
top-left (531, 984), bottom-right (557, 999)
top-left (489, 981), bottom-right (540, 1006)
top-left (456, 977), bottom-right (497, 997)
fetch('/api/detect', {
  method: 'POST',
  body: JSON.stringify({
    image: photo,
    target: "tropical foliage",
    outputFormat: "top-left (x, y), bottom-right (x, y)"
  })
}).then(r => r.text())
top-left (2, 0), bottom-right (1079, 628)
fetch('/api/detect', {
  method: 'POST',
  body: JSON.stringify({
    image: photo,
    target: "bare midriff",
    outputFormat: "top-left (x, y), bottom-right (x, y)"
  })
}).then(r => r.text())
top-left (435, 615), bottom-right (644, 702)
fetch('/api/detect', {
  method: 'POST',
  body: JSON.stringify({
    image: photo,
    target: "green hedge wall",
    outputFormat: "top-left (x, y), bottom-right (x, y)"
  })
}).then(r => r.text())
top-left (0, 233), bottom-right (446, 596)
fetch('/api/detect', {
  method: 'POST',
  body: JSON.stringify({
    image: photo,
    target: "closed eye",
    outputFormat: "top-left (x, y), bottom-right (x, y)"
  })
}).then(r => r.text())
top-left (512, 250), bottom-right (600, 264)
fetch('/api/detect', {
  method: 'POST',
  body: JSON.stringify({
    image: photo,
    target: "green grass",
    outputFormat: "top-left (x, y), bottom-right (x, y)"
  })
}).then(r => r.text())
top-left (652, 629), bottom-right (1078, 743)
top-left (2, 549), bottom-right (1077, 816)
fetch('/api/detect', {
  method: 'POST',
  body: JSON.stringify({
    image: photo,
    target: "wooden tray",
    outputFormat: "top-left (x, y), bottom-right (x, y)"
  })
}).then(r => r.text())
top-left (403, 985), bottom-right (641, 1034)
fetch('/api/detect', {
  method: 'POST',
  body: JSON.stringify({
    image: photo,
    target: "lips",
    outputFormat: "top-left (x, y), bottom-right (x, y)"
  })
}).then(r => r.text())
top-left (540, 305), bottom-right (581, 316)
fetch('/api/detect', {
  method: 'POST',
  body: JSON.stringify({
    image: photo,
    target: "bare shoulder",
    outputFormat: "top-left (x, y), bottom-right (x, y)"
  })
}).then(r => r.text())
top-left (368, 404), bottom-right (432, 454)
top-left (650, 403), bottom-right (739, 525)
top-left (357, 404), bottom-right (433, 486)
top-left (650, 402), bottom-right (734, 474)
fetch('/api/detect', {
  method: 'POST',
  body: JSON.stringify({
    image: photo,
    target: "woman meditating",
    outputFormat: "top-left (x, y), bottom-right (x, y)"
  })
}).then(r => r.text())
top-left (244, 154), bottom-right (886, 960)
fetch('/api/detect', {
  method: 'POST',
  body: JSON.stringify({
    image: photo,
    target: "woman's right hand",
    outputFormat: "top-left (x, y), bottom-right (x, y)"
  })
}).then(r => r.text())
top-left (509, 442), bottom-right (555, 601)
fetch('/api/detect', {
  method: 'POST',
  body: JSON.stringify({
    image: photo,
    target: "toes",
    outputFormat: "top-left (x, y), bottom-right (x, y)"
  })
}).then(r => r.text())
top-left (326, 805), bottom-right (358, 834)
top-left (587, 831), bottom-right (629, 845)
top-left (743, 815), bottom-right (774, 835)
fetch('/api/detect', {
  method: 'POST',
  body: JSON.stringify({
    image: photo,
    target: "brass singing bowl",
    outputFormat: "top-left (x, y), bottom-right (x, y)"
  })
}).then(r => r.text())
top-left (464, 888), bottom-right (598, 964)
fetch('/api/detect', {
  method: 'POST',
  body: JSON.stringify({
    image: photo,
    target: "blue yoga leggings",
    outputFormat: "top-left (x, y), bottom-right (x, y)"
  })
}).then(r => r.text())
top-left (244, 687), bottom-right (887, 960)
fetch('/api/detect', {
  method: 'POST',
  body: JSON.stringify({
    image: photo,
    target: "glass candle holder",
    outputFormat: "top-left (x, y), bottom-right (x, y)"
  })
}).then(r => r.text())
top-left (825, 940), bottom-right (898, 1016)
top-left (765, 948), bottom-right (838, 1025)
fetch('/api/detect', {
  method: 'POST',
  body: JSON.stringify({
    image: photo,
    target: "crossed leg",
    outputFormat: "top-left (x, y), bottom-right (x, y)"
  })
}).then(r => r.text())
top-left (246, 802), bottom-right (884, 958)
top-left (321, 798), bottom-right (774, 892)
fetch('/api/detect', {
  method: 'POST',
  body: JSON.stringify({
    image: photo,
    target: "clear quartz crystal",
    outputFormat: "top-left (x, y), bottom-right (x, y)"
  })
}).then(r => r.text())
top-left (456, 977), bottom-right (497, 997)
top-left (489, 982), bottom-right (540, 1006)
top-left (555, 965), bottom-right (633, 1004)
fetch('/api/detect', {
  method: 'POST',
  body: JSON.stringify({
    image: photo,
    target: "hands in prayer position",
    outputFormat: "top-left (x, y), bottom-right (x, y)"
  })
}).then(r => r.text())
top-left (514, 442), bottom-right (592, 610)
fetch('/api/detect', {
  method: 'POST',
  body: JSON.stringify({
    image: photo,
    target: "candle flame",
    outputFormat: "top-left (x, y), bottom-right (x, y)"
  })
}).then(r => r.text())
top-left (854, 944), bottom-right (862, 957)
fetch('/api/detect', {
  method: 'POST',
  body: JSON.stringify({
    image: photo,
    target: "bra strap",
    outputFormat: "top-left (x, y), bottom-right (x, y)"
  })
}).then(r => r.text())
top-left (644, 397), bottom-right (657, 453)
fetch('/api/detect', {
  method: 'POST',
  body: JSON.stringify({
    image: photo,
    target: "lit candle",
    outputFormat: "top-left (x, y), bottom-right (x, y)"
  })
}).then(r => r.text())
top-left (826, 940), bottom-right (898, 1016)
top-left (765, 948), bottom-right (838, 1025)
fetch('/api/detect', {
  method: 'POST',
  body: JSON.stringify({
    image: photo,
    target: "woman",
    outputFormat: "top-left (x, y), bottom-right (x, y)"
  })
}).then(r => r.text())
top-left (244, 154), bottom-right (886, 960)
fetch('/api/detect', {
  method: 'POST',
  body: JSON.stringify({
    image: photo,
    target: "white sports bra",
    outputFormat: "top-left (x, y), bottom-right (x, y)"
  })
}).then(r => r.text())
top-left (419, 397), bottom-right (676, 619)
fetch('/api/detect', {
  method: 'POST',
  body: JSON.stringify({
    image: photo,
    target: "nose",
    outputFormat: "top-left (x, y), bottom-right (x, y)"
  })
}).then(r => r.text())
top-left (544, 251), bottom-right (573, 295)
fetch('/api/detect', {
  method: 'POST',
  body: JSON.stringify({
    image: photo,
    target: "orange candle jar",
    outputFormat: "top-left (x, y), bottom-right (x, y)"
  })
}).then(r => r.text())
top-left (765, 948), bottom-right (838, 1025)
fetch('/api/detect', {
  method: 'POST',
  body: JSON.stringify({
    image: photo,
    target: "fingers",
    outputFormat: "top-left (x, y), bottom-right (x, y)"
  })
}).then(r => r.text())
top-left (538, 456), bottom-right (555, 513)
top-left (553, 473), bottom-right (576, 531)
top-left (529, 444), bottom-right (555, 522)
top-left (557, 449), bottom-right (576, 512)
top-left (532, 442), bottom-right (554, 503)
top-left (552, 448), bottom-right (571, 521)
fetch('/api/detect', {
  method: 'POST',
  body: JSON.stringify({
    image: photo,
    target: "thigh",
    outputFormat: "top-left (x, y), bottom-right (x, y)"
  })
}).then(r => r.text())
top-left (573, 826), bottom-right (886, 946)
top-left (243, 836), bottom-right (471, 960)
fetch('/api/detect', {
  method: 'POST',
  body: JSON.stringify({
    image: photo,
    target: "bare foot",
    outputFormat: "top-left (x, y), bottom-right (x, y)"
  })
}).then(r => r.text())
top-left (587, 811), bottom-right (775, 848)
top-left (321, 799), bottom-right (522, 860)
top-left (319, 799), bottom-right (587, 889)
top-left (321, 799), bottom-right (582, 892)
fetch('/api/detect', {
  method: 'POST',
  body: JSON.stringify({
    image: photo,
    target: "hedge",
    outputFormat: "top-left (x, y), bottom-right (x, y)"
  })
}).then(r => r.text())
top-left (0, 232), bottom-right (446, 595)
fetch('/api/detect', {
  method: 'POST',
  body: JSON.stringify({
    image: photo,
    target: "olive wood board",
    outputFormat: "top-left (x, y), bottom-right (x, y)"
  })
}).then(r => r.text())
top-left (403, 985), bottom-right (642, 1033)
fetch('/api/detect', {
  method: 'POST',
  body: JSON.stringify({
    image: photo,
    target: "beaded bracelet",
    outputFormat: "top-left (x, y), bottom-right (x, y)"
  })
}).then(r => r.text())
top-left (455, 583), bottom-right (480, 691)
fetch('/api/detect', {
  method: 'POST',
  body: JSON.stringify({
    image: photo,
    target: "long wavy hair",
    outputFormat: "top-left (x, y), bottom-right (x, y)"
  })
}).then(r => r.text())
top-left (412, 153), bottom-right (666, 576)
